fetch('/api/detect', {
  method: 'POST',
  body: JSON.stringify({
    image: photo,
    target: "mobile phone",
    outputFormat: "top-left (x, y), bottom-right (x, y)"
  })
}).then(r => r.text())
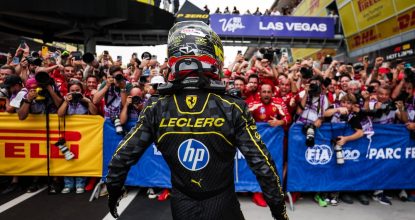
top-left (237, 50), bottom-right (242, 55)
top-left (117, 56), bottom-right (122, 62)
top-left (12, 56), bottom-right (20, 64)
top-left (363, 56), bottom-right (369, 62)
top-left (104, 50), bottom-right (109, 55)
top-left (20, 40), bottom-right (26, 49)
top-left (71, 51), bottom-right (82, 60)
top-left (41, 46), bottom-right (48, 57)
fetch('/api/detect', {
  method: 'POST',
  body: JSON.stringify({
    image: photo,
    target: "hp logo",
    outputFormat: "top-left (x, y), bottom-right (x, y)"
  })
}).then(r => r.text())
top-left (178, 139), bottom-right (210, 171)
top-left (305, 145), bottom-right (333, 165)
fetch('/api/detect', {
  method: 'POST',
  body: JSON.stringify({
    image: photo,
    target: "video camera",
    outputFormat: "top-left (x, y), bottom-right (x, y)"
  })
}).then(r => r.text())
top-left (256, 47), bottom-right (280, 61)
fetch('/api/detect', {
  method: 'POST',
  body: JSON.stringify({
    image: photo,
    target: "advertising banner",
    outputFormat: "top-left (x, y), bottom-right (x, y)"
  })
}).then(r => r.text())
top-left (346, 6), bottom-right (415, 51)
top-left (209, 14), bottom-right (334, 39)
top-left (287, 123), bottom-right (415, 192)
top-left (103, 120), bottom-right (284, 192)
top-left (0, 113), bottom-right (104, 176)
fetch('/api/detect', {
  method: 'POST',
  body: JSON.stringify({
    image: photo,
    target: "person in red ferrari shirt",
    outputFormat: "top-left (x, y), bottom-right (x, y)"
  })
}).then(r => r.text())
top-left (245, 74), bottom-right (260, 103)
top-left (247, 83), bottom-right (291, 208)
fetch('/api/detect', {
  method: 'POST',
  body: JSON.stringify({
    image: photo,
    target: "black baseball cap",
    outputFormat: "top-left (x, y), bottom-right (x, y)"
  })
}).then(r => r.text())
top-left (2, 74), bottom-right (23, 88)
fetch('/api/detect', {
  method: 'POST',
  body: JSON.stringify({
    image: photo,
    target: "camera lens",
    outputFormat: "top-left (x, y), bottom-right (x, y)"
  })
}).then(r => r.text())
top-left (132, 96), bottom-right (142, 104)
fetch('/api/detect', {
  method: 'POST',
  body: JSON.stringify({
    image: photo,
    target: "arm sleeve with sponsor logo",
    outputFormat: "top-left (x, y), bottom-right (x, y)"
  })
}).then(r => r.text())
top-left (233, 101), bottom-right (288, 220)
top-left (106, 101), bottom-right (156, 189)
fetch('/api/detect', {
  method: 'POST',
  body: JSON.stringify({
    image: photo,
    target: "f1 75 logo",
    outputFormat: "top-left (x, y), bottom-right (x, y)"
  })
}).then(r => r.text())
top-left (178, 139), bottom-right (209, 171)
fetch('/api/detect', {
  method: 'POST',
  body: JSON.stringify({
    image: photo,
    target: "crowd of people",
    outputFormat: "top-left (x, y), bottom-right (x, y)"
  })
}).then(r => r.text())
top-left (1, 41), bottom-right (415, 208)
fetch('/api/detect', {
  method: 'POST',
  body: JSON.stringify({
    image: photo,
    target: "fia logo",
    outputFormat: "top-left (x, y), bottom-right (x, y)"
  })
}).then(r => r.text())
top-left (218, 17), bottom-right (245, 32)
top-left (305, 145), bottom-right (332, 165)
top-left (178, 139), bottom-right (210, 171)
top-left (185, 95), bottom-right (197, 109)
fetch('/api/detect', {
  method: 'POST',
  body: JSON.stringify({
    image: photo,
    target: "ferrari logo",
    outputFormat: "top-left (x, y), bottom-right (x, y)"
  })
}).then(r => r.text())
top-left (186, 95), bottom-right (197, 109)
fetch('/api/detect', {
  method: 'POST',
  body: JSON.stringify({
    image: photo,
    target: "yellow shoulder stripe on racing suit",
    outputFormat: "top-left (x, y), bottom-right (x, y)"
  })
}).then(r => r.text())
top-left (158, 131), bottom-right (233, 146)
top-left (113, 98), bottom-right (164, 156)
top-left (210, 93), bottom-right (280, 181)
top-left (173, 93), bottom-right (211, 114)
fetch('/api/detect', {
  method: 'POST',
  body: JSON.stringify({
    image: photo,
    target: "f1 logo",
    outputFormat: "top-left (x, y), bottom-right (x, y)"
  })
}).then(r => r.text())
top-left (178, 139), bottom-right (210, 171)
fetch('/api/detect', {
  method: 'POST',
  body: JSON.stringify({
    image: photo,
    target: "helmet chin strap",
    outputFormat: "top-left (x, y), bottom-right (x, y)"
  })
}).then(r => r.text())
top-left (158, 58), bottom-right (225, 95)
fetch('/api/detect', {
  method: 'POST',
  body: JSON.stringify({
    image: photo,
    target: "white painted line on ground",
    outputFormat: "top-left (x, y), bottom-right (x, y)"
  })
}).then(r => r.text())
top-left (0, 186), bottom-right (47, 213)
top-left (102, 189), bottom-right (140, 220)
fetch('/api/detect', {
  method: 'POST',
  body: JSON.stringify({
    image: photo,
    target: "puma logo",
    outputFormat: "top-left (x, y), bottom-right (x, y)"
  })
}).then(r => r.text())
top-left (191, 178), bottom-right (203, 188)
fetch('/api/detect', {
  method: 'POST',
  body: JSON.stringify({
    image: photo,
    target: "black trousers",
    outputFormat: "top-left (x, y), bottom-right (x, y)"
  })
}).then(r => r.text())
top-left (170, 187), bottom-right (245, 220)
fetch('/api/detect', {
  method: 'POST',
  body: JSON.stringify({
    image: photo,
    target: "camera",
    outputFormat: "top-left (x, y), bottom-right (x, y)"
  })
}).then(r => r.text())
top-left (308, 83), bottom-right (321, 96)
top-left (300, 67), bottom-right (313, 79)
top-left (324, 55), bottom-right (333, 65)
top-left (114, 74), bottom-right (125, 83)
top-left (257, 47), bottom-right (280, 61)
top-left (70, 92), bottom-right (83, 104)
top-left (303, 124), bottom-right (316, 147)
top-left (339, 114), bottom-right (349, 122)
top-left (367, 85), bottom-right (375, 93)
top-left (141, 52), bottom-right (151, 60)
top-left (333, 137), bottom-right (344, 165)
top-left (114, 116), bottom-right (123, 135)
top-left (381, 101), bottom-right (397, 114)
top-left (26, 56), bottom-right (42, 66)
top-left (227, 88), bottom-right (242, 98)
top-left (353, 62), bottom-right (364, 72)
top-left (131, 96), bottom-right (143, 105)
top-left (54, 138), bottom-right (75, 161)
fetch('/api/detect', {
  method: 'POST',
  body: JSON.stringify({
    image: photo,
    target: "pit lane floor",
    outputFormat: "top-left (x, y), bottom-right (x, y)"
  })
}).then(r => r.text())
top-left (0, 187), bottom-right (413, 220)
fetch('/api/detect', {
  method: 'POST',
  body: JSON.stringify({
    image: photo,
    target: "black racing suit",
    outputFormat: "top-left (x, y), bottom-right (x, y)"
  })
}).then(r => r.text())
top-left (106, 87), bottom-right (288, 220)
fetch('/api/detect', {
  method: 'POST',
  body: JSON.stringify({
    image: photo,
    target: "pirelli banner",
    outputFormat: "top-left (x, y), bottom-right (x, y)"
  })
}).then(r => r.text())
top-left (0, 113), bottom-right (104, 176)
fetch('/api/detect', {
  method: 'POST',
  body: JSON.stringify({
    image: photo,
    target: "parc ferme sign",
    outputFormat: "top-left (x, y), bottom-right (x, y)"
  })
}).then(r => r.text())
top-left (209, 14), bottom-right (335, 39)
top-left (0, 113), bottom-right (104, 176)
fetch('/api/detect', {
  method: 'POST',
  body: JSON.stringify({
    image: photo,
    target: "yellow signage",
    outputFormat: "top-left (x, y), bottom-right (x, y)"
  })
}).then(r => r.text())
top-left (338, 2), bottom-right (359, 37)
top-left (0, 113), bottom-right (104, 176)
top-left (293, 0), bottom-right (333, 16)
top-left (346, 7), bottom-right (415, 51)
top-left (352, 0), bottom-right (395, 31)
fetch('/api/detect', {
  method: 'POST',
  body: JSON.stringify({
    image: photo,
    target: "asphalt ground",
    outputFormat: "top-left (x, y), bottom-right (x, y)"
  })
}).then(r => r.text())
top-left (0, 185), bottom-right (414, 220)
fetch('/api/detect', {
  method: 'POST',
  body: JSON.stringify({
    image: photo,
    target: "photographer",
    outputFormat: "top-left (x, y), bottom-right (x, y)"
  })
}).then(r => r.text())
top-left (368, 85), bottom-right (407, 124)
top-left (17, 75), bottom-right (63, 121)
top-left (296, 75), bottom-right (329, 128)
top-left (324, 94), bottom-right (364, 147)
top-left (57, 80), bottom-right (97, 194)
top-left (93, 66), bottom-right (132, 119)
top-left (119, 87), bottom-right (144, 125)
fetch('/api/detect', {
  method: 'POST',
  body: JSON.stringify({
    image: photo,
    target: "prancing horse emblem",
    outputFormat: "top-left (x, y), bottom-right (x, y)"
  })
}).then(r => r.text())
top-left (186, 95), bottom-right (197, 109)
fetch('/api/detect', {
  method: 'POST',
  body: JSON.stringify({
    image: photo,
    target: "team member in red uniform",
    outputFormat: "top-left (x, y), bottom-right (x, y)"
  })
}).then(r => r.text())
top-left (245, 74), bottom-right (260, 103)
top-left (249, 84), bottom-right (291, 126)
top-left (247, 83), bottom-right (291, 207)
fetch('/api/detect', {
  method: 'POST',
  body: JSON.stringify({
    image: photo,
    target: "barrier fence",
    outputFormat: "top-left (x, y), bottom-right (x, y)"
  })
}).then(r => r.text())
top-left (1, 113), bottom-right (414, 192)
top-left (288, 123), bottom-right (415, 192)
